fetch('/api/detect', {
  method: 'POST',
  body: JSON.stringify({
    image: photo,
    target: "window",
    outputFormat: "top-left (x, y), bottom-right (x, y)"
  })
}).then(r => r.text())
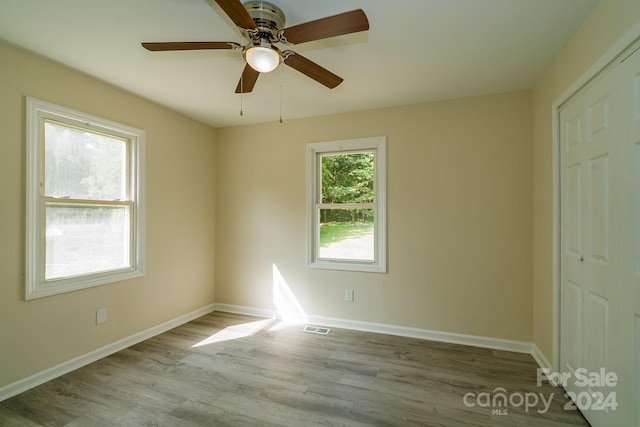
top-left (25, 97), bottom-right (145, 299)
top-left (307, 136), bottom-right (386, 272)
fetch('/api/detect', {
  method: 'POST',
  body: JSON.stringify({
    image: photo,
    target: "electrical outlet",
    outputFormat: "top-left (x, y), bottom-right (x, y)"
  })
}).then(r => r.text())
top-left (96, 308), bottom-right (107, 325)
top-left (345, 289), bottom-right (354, 302)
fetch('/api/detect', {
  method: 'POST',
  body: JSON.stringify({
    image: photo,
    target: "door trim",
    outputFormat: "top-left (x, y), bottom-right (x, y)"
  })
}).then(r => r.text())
top-left (552, 20), bottom-right (640, 371)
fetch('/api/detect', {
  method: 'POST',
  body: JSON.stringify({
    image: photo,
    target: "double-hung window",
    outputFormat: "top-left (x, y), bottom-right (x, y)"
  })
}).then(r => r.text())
top-left (25, 97), bottom-right (145, 299)
top-left (307, 136), bottom-right (386, 272)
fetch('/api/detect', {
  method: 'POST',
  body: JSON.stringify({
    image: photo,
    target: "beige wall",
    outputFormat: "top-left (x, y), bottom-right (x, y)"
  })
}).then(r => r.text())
top-left (532, 0), bottom-right (640, 361)
top-left (7, 0), bottom-right (632, 390)
top-left (216, 91), bottom-right (533, 341)
top-left (0, 41), bottom-right (216, 388)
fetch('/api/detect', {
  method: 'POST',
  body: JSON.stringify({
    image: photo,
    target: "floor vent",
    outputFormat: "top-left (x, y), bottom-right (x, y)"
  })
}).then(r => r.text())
top-left (303, 325), bottom-right (330, 335)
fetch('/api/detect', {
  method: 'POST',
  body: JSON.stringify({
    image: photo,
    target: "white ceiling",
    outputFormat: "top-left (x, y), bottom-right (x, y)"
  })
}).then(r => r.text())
top-left (0, 0), bottom-right (599, 128)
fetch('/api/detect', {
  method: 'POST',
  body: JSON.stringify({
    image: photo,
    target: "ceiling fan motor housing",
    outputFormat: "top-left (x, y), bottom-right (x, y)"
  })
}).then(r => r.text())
top-left (244, 1), bottom-right (286, 42)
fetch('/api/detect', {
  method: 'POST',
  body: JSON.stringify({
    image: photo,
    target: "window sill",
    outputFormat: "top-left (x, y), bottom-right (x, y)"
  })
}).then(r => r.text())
top-left (307, 260), bottom-right (386, 273)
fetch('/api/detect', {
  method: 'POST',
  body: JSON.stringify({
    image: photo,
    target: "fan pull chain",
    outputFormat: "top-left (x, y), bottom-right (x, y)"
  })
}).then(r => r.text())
top-left (240, 72), bottom-right (244, 117)
top-left (279, 66), bottom-right (283, 124)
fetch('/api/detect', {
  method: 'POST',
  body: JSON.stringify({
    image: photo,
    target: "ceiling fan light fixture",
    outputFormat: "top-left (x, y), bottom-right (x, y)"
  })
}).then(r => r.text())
top-left (245, 46), bottom-right (281, 73)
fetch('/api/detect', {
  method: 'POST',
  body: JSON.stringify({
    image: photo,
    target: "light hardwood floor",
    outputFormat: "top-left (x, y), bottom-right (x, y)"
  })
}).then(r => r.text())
top-left (1, 311), bottom-right (589, 426)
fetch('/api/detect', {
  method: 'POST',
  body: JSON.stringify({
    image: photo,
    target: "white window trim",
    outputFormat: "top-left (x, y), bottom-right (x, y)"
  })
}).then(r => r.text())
top-left (306, 136), bottom-right (387, 273)
top-left (25, 97), bottom-right (145, 300)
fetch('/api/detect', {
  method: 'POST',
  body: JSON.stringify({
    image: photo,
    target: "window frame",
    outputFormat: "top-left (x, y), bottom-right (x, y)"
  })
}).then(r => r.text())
top-left (25, 97), bottom-right (145, 300)
top-left (306, 136), bottom-right (387, 273)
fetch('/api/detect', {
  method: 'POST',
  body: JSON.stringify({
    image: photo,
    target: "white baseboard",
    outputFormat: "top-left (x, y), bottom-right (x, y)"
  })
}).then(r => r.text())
top-left (0, 304), bottom-right (215, 403)
top-left (2, 303), bottom-right (555, 403)
top-left (531, 343), bottom-right (553, 372)
top-left (213, 303), bottom-right (276, 319)
top-left (213, 303), bottom-right (534, 355)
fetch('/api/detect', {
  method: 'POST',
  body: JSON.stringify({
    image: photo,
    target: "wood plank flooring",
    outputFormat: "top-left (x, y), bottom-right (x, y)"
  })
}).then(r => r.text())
top-left (0, 312), bottom-right (589, 426)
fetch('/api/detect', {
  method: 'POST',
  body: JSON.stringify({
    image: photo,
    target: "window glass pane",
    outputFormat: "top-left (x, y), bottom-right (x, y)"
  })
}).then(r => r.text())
top-left (321, 152), bottom-right (374, 204)
top-left (45, 205), bottom-right (131, 280)
top-left (44, 120), bottom-right (127, 200)
top-left (318, 208), bottom-right (374, 261)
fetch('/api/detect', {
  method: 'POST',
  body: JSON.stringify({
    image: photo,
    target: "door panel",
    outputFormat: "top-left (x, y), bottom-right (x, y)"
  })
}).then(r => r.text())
top-left (566, 163), bottom-right (582, 258)
top-left (564, 108), bottom-right (583, 154)
top-left (587, 154), bottom-right (609, 264)
top-left (586, 94), bottom-right (610, 142)
top-left (561, 280), bottom-right (582, 374)
top-left (584, 291), bottom-right (608, 374)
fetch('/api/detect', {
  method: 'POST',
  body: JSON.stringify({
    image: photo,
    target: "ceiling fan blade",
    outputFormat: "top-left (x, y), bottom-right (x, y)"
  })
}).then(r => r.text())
top-left (282, 9), bottom-right (369, 45)
top-left (235, 64), bottom-right (260, 93)
top-left (142, 42), bottom-right (241, 51)
top-left (214, 0), bottom-right (257, 30)
top-left (283, 52), bottom-right (343, 89)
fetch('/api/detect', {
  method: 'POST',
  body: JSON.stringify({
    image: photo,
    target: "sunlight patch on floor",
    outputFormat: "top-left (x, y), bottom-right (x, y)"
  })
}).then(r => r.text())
top-left (192, 318), bottom-right (273, 347)
top-left (193, 264), bottom-right (308, 346)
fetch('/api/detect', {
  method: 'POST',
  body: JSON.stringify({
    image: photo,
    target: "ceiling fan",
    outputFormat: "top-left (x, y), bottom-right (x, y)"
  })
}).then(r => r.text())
top-left (142, 0), bottom-right (369, 94)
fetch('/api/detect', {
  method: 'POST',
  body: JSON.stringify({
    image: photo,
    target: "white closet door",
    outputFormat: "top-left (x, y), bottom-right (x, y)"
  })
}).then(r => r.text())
top-left (560, 90), bottom-right (586, 383)
top-left (560, 60), bottom-right (621, 426)
top-left (617, 46), bottom-right (640, 427)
